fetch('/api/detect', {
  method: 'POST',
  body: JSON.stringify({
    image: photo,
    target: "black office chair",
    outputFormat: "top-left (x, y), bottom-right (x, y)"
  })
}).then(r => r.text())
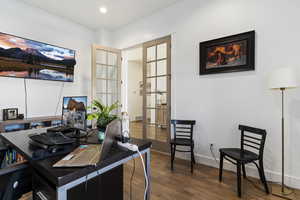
top-left (219, 125), bottom-right (269, 197)
top-left (170, 120), bottom-right (196, 173)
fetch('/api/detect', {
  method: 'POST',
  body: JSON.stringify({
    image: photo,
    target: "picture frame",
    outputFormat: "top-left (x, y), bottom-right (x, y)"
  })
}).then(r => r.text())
top-left (199, 31), bottom-right (255, 75)
top-left (3, 108), bottom-right (18, 121)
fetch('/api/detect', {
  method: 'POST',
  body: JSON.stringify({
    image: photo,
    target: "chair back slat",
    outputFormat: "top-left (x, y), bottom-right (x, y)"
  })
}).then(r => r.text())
top-left (175, 127), bottom-right (191, 130)
top-left (244, 134), bottom-right (261, 141)
top-left (243, 139), bottom-right (261, 146)
top-left (239, 125), bottom-right (267, 159)
top-left (244, 143), bottom-right (260, 151)
top-left (171, 120), bottom-right (196, 141)
top-left (176, 131), bottom-right (191, 133)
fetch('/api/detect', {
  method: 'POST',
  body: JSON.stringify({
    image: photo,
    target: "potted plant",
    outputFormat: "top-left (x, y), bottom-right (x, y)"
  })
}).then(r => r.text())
top-left (87, 100), bottom-right (119, 141)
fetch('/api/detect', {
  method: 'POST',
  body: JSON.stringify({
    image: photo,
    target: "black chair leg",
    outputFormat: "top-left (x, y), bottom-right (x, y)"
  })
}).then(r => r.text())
top-left (237, 162), bottom-right (242, 197)
top-left (171, 144), bottom-right (176, 171)
top-left (258, 161), bottom-right (269, 194)
top-left (170, 144), bottom-right (174, 171)
top-left (192, 145), bottom-right (196, 164)
top-left (190, 146), bottom-right (194, 173)
top-left (242, 164), bottom-right (247, 179)
top-left (219, 153), bottom-right (224, 182)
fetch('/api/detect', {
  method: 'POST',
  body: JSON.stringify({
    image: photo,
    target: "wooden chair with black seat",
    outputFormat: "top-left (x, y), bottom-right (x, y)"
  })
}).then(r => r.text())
top-left (219, 125), bottom-right (269, 198)
top-left (170, 120), bottom-right (196, 173)
top-left (0, 141), bottom-right (32, 200)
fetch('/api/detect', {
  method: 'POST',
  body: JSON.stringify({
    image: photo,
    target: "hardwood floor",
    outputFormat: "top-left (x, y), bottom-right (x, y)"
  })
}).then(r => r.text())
top-left (130, 121), bottom-right (168, 142)
top-left (21, 151), bottom-right (299, 200)
top-left (124, 151), bottom-right (299, 200)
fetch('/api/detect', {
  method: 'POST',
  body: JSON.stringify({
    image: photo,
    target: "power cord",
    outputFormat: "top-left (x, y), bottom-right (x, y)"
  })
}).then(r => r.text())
top-left (118, 142), bottom-right (149, 200)
top-left (137, 149), bottom-right (149, 200)
top-left (130, 158), bottom-right (136, 200)
top-left (55, 82), bottom-right (65, 116)
top-left (210, 144), bottom-right (219, 166)
top-left (23, 79), bottom-right (28, 118)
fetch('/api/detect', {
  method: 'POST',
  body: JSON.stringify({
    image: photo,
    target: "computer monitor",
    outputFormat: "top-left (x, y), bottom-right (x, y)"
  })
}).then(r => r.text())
top-left (62, 96), bottom-right (87, 131)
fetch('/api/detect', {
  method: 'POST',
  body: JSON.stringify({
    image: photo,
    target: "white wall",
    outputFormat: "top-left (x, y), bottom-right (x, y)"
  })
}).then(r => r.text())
top-left (0, 0), bottom-right (96, 117)
top-left (112, 0), bottom-right (300, 188)
top-left (95, 28), bottom-right (113, 47)
top-left (127, 61), bottom-right (143, 121)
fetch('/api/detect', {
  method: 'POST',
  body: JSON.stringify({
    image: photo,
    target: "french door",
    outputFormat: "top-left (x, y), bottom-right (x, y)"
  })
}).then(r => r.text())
top-left (143, 36), bottom-right (171, 152)
top-left (91, 45), bottom-right (121, 112)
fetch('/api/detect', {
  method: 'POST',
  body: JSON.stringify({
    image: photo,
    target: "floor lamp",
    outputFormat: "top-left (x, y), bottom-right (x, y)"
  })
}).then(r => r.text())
top-left (269, 67), bottom-right (297, 200)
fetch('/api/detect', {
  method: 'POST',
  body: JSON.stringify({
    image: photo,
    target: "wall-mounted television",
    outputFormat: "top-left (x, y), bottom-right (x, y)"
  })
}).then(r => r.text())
top-left (0, 32), bottom-right (76, 82)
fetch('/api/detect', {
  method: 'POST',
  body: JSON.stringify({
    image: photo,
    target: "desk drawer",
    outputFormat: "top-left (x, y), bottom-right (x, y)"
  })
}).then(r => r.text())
top-left (33, 165), bottom-right (123, 200)
top-left (33, 172), bottom-right (56, 200)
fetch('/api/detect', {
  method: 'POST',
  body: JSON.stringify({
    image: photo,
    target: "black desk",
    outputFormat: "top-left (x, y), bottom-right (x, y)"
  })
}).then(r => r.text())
top-left (0, 128), bottom-right (152, 200)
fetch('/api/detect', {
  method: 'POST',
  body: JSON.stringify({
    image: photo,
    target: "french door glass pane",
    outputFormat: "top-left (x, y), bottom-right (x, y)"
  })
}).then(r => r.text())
top-left (157, 93), bottom-right (167, 105)
top-left (108, 52), bottom-right (117, 66)
top-left (146, 78), bottom-right (156, 93)
top-left (107, 93), bottom-right (118, 106)
top-left (156, 125), bottom-right (168, 142)
top-left (96, 79), bottom-right (107, 93)
top-left (146, 109), bottom-right (156, 124)
top-left (107, 80), bottom-right (117, 94)
top-left (147, 62), bottom-right (156, 77)
top-left (96, 65), bottom-right (106, 79)
top-left (157, 43), bottom-right (167, 60)
top-left (146, 124), bottom-right (156, 140)
top-left (146, 93), bottom-right (156, 108)
top-left (147, 46), bottom-right (156, 62)
top-left (96, 50), bottom-right (107, 64)
top-left (157, 60), bottom-right (167, 76)
top-left (157, 76), bottom-right (167, 92)
top-left (107, 66), bottom-right (117, 80)
top-left (96, 93), bottom-right (107, 105)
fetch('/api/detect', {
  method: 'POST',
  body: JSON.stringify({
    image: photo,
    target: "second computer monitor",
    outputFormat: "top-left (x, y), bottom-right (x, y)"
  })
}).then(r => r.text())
top-left (62, 96), bottom-right (87, 130)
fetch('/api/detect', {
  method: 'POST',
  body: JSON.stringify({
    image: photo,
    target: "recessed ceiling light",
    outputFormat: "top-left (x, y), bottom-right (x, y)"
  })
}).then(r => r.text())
top-left (99, 6), bottom-right (107, 14)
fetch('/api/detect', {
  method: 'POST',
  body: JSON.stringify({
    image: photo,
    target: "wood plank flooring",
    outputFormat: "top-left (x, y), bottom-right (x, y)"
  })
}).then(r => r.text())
top-left (21, 151), bottom-right (299, 200)
top-left (124, 151), bottom-right (299, 200)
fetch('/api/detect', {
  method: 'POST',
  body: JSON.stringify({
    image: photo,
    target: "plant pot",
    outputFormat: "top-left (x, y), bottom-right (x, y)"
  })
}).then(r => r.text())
top-left (97, 127), bottom-right (106, 143)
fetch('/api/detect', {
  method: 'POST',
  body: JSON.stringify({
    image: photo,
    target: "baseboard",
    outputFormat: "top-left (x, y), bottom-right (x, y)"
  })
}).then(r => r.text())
top-left (175, 152), bottom-right (300, 189)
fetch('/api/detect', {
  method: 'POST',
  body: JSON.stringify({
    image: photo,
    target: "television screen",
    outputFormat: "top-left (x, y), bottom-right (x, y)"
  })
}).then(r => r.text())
top-left (62, 96), bottom-right (87, 130)
top-left (0, 32), bottom-right (76, 82)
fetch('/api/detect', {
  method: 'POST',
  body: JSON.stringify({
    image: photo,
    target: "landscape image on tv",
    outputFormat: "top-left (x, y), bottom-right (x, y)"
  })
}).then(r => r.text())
top-left (0, 32), bottom-right (76, 82)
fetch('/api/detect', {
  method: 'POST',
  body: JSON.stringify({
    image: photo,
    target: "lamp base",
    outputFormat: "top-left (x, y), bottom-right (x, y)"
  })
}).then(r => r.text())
top-left (272, 184), bottom-right (296, 200)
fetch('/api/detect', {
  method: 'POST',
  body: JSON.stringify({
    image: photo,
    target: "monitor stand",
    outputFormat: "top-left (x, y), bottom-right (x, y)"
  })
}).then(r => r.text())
top-left (65, 129), bottom-right (87, 139)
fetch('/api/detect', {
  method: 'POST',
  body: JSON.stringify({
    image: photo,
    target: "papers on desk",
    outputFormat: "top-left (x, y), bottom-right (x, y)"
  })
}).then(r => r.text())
top-left (53, 145), bottom-right (101, 167)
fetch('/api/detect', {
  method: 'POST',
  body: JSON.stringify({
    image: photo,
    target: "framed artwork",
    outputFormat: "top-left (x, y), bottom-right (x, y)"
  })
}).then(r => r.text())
top-left (200, 31), bottom-right (255, 75)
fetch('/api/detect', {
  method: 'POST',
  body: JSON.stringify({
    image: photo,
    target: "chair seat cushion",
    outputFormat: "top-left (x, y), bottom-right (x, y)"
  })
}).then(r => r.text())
top-left (170, 138), bottom-right (194, 146)
top-left (219, 148), bottom-right (259, 163)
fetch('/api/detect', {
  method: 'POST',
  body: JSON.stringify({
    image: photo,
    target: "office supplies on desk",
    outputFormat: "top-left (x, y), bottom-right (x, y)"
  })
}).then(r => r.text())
top-left (53, 119), bottom-right (122, 167)
top-left (53, 145), bottom-right (100, 167)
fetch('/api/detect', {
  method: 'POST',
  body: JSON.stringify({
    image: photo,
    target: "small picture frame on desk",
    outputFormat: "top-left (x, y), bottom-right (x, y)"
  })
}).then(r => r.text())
top-left (3, 108), bottom-right (18, 121)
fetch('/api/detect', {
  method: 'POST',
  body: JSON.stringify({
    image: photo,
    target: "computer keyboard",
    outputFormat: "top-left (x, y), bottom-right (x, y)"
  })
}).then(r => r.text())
top-left (29, 132), bottom-right (76, 146)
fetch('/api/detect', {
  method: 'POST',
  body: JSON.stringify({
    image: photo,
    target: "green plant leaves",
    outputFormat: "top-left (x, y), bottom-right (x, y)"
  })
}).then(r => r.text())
top-left (87, 99), bottom-right (119, 128)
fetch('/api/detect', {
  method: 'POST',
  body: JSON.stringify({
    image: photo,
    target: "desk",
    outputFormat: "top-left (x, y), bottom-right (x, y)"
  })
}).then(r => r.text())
top-left (0, 128), bottom-right (152, 200)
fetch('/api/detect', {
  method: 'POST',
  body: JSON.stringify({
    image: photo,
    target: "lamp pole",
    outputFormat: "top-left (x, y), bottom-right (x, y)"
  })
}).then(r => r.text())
top-left (281, 88), bottom-right (285, 193)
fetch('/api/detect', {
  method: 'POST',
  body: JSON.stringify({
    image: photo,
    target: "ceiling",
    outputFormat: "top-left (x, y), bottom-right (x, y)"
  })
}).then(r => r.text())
top-left (20, 0), bottom-right (181, 30)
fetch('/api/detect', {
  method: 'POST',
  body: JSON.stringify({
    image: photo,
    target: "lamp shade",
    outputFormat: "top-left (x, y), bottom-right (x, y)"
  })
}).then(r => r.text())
top-left (269, 67), bottom-right (298, 89)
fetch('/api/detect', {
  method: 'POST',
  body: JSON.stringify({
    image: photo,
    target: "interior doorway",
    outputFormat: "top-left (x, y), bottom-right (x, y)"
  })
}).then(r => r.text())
top-left (122, 47), bottom-right (144, 140)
